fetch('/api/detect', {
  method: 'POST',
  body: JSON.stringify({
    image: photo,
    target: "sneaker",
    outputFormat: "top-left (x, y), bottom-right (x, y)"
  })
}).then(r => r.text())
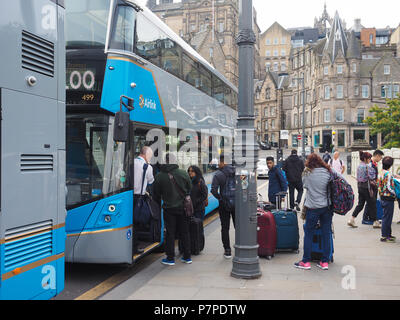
top-left (390, 235), bottom-right (397, 241)
top-left (295, 202), bottom-right (301, 212)
top-left (373, 221), bottom-right (381, 229)
top-left (224, 250), bottom-right (232, 259)
top-left (294, 261), bottom-right (311, 270)
top-left (380, 237), bottom-right (396, 243)
top-left (181, 257), bottom-right (193, 264)
top-left (317, 262), bottom-right (329, 270)
top-left (347, 220), bottom-right (358, 228)
top-left (161, 258), bottom-right (175, 266)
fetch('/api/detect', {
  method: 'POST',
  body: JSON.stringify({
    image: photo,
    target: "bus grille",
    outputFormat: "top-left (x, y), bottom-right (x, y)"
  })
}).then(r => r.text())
top-left (22, 30), bottom-right (54, 77)
top-left (4, 221), bottom-right (53, 272)
top-left (21, 154), bottom-right (54, 172)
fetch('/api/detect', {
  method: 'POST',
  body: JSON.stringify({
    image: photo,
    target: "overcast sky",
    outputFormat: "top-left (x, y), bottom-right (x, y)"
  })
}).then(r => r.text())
top-left (137, 0), bottom-right (400, 32)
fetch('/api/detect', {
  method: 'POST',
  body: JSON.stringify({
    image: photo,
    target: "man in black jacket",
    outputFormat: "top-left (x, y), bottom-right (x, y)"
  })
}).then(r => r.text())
top-left (211, 154), bottom-right (236, 259)
top-left (282, 150), bottom-right (305, 211)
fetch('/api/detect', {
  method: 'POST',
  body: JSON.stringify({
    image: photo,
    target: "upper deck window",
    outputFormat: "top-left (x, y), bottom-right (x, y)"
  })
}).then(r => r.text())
top-left (109, 5), bottom-right (136, 52)
top-left (66, 0), bottom-right (111, 48)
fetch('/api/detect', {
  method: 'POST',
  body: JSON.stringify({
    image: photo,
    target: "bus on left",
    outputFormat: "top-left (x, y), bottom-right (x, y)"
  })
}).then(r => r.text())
top-left (0, 0), bottom-right (66, 300)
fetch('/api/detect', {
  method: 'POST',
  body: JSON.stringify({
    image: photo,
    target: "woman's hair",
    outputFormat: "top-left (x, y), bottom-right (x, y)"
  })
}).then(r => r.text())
top-left (305, 153), bottom-right (331, 172)
top-left (359, 151), bottom-right (372, 162)
top-left (188, 166), bottom-right (203, 180)
top-left (382, 156), bottom-right (394, 170)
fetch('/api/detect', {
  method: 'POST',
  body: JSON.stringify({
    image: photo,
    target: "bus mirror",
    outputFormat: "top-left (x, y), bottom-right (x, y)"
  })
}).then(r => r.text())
top-left (113, 111), bottom-right (130, 142)
top-left (113, 95), bottom-right (134, 143)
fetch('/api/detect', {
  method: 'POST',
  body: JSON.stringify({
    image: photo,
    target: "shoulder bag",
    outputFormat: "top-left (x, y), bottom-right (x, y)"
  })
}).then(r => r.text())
top-left (168, 173), bottom-right (194, 218)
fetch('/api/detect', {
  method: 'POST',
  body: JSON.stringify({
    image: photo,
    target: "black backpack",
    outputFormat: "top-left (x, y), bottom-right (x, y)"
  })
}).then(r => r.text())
top-left (221, 172), bottom-right (235, 211)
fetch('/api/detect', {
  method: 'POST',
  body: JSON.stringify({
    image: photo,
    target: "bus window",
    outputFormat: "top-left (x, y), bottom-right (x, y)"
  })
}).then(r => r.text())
top-left (224, 86), bottom-right (232, 107)
top-left (109, 5), bottom-right (136, 52)
top-left (199, 66), bottom-right (212, 96)
top-left (160, 34), bottom-right (181, 79)
top-left (183, 54), bottom-right (199, 88)
top-left (66, 0), bottom-right (111, 48)
top-left (135, 14), bottom-right (161, 68)
top-left (213, 76), bottom-right (224, 104)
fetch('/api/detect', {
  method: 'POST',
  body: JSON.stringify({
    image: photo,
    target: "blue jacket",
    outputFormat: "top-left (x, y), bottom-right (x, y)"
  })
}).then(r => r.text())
top-left (268, 166), bottom-right (288, 203)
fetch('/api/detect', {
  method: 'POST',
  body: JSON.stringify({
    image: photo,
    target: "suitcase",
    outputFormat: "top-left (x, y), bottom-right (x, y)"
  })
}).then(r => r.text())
top-left (272, 192), bottom-right (299, 253)
top-left (305, 223), bottom-right (334, 263)
top-left (362, 199), bottom-right (383, 225)
top-left (257, 208), bottom-right (277, 259)
top-left (179, 217), bottom-right (205, 256)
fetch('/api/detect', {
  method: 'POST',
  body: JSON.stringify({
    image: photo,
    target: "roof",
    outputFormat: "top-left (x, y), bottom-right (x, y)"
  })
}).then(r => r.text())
top-left (290, 28), bottom-right (320, 44)
top-left (346, 31), bottom-right (361, 59)
top-left (323, 11), bottom-right (348, 63)
top-left (360, 59), bottom-right (379, 77)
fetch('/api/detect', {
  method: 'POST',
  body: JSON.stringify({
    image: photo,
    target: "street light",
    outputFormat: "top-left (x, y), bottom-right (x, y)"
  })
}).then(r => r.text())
top-left (292, 77), bottom-right (306, 159)
top-left (231, 0), bottom-right (261, 280)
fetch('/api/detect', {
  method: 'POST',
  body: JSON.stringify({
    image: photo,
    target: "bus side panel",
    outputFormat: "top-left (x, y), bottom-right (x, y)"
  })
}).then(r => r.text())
top-left (66, 191), bottom-right (133, 264)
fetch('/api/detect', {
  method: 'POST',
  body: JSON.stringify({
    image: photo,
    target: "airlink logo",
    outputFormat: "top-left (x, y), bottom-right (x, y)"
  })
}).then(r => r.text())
top-left (139, 95), bottom-right (157, 110)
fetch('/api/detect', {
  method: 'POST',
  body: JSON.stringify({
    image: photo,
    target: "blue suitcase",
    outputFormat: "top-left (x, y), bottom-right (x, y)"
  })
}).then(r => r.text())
top-left (272, 192), bottom-right (299, 253)
top-left (305, 223), bottom-right (334, 263)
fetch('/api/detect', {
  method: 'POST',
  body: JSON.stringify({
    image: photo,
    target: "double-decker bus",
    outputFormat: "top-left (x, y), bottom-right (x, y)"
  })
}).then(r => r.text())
top-left (65, 0), bottom-right (237, 264)
top-left (0, 0), bottom-right (66, 299)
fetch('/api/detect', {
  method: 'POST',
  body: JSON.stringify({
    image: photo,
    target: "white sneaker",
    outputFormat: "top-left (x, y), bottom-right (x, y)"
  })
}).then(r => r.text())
top-left (373, 221), bottom-right (381, 229)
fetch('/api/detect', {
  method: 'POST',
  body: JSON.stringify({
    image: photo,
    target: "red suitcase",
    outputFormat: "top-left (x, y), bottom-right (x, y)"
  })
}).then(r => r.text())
top-left (257, 208), bottom-right (277, 260)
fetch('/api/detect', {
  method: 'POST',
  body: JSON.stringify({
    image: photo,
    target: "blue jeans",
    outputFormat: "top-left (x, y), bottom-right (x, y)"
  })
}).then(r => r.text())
top-left (381, 200), bottom-right (395, 238)
top-left (303, 207), bottom-right (333, 263)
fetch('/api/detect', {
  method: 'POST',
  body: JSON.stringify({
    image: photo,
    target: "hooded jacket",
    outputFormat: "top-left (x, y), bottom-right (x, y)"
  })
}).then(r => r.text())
top-left (153, 164), bottom-right (192, 211)
top-left (282, 154), bottom-right (305, 184)
top-left (211, 165), bottom-right (235, 202)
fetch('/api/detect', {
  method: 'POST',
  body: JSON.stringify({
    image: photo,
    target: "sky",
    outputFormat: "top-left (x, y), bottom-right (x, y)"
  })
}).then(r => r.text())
top-left (136, 0), bottom-right (400, 32)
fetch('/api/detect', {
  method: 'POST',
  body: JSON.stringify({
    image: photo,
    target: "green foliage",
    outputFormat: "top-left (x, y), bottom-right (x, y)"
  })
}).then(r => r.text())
top-left (365, 96), bottom-right (400, 149)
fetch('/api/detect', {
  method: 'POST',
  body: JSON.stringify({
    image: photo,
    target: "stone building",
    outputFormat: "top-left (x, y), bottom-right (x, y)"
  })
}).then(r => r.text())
top-left (287, 12), bottom-right (400, 152)
top-left (259, 22), bottom-right (291, 77)
top-left (147, 0), bottom-right (262, 87)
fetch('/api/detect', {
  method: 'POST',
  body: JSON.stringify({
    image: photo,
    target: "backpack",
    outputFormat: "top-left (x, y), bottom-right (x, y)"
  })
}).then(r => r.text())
top-left (394, 178), bottom-right (400, 199)
top-left (328, 171), bottom-right (355, 216)
top-left (221, 172), bottom-right (236, 211)
top-left (323, 154), bottom-right (331, 163)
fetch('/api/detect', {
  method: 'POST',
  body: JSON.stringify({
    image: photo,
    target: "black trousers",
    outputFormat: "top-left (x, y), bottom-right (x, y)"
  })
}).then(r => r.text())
top-left (219, 208), bottom-right (236, 251)
top-left (288, 181), bottom-right (304, 209)
top-left (352, 187), bottom-right (377, 221)
top-left (164, 209), bottom-right (191, 260)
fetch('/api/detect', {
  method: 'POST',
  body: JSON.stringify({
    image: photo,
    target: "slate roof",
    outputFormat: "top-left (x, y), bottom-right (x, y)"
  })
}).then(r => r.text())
top-left (346, 31), bottom-right (361, 59)
top-left (323, 12), bottom-right (348, 63)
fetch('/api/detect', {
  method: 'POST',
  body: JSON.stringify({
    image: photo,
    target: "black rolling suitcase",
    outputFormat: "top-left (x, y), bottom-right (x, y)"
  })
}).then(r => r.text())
top-left (179, 217), bottom-right (205, 256)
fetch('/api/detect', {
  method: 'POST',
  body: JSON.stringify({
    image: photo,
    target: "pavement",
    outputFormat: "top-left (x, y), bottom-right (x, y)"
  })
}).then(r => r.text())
top-left (100, 174), bottom-right (400, 300)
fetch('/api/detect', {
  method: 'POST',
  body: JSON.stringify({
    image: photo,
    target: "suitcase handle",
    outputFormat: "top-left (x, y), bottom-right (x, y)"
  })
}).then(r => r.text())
top-left (275, 192), bottom-right (289, 211)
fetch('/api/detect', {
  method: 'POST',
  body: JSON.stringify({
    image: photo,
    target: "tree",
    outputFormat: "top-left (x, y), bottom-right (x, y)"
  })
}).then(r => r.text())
top-left (365, 96), bottom-right (400, 149)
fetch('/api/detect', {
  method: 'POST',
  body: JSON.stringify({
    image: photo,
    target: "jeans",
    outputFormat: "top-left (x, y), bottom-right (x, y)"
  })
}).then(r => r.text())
top-left (352, 187), bottom-right (377, 221)
top-left (164, 209), bottom-right (191, 260)
top-left (219, 208), bottom-right (236, 251)
top-left (288, 181), bottom-right (304, 209)
top-left (381, 200), bottom-right (395, 238)
top-left (303, 206), bottom-right (333, 263)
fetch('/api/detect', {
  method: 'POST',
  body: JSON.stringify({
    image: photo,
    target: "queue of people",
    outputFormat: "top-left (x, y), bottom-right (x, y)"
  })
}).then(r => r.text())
top-left (134, 145), bottom-right (400, 271)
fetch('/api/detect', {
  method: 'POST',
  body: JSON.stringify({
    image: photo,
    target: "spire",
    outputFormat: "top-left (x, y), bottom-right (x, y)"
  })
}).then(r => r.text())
top-left (323, 11), bottom-right (348, 64)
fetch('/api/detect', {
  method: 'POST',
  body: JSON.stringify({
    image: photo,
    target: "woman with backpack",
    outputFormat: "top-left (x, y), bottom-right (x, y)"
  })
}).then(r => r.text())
top-left (348, 151), bottom-right (380, 229)
top-left (294, 154), bottom-right (333, 271)
top-left (188, 166), bottom-right (209, 221)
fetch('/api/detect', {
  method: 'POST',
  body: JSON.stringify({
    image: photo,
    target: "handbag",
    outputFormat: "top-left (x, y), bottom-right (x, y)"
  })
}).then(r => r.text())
top-left (133, 163), bottom-right (152, 226)
top-left (168, 173), bottom-right (194, 217)
top-left (366, 166), bottom-right (376, 198)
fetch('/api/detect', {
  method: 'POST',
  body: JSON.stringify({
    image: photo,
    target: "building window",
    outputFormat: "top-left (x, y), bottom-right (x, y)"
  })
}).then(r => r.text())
top-left (271, 120), bottom-right (276, 129)
top-left (354, 130), bottom-right (366, 141)
top-left (313, 111), bottom-right (317, 125)
top-left (395, 85), bottom-right (400, 98)
top-left (266, 50), bottom-right (271, 57)
top-left (357, 109), bottom-right (365, 124)
top-left (266, 62), bottom-right (271, 71)
top-left (337, 65), bottom-right (343, 74)
top-left (362, 85), bottom-right (369, 98)
top-left (266, 38), bottom-right (271, 45)
top-left (338, 130), bottom-right (345, 147)
top-left (274, 38), bottom-right (278, 45)
top-left (281, 49), bottom-right (286, 56)
top-left (218, 22), bottom-right (225, 33)
top-left (384, 65), bottom-right (391, 75)
top-left (381, 85), bottom-right (392, 98)
top-left (324, 66), bottom-right (329, 75)
top-left (294, 114), bottom-right (298, 127)
top-left (336, 85), bottom-right (344, 99)
top-left (273, 62), bottom-right (279, 71)
top-left (264, 120), bottom-right (268, 130)
top-left (281, 37), bottom-right (286, 44)
top-left (265, 88), bottom-right (271, 100)
top-left (324, 86), bottom-right (330, 99)
top-left (264, 107), bottom-right (268, 117)
top-left (336, 109), bottom-right (344, 122)
top-left (369, 34), bottom-right (373, 44)
top-left (273, 50), bottom-right (278, 57)
top-left (324, 109), bottom-right (331, 123)
top-left (271, 106), bottom-right (276, 116)
top-left (281, 62), bottom-right (287, 72)
top-left (354, 86), bottom-right (359, 96)
top-left (352, 63), bottom-right (357, 73)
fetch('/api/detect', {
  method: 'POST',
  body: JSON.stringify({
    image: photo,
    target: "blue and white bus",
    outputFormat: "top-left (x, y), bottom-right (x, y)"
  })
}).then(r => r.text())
top-left (0, 0), bottom-right (66, 299)
top-left (65, 0), bottom-right (237, 264)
